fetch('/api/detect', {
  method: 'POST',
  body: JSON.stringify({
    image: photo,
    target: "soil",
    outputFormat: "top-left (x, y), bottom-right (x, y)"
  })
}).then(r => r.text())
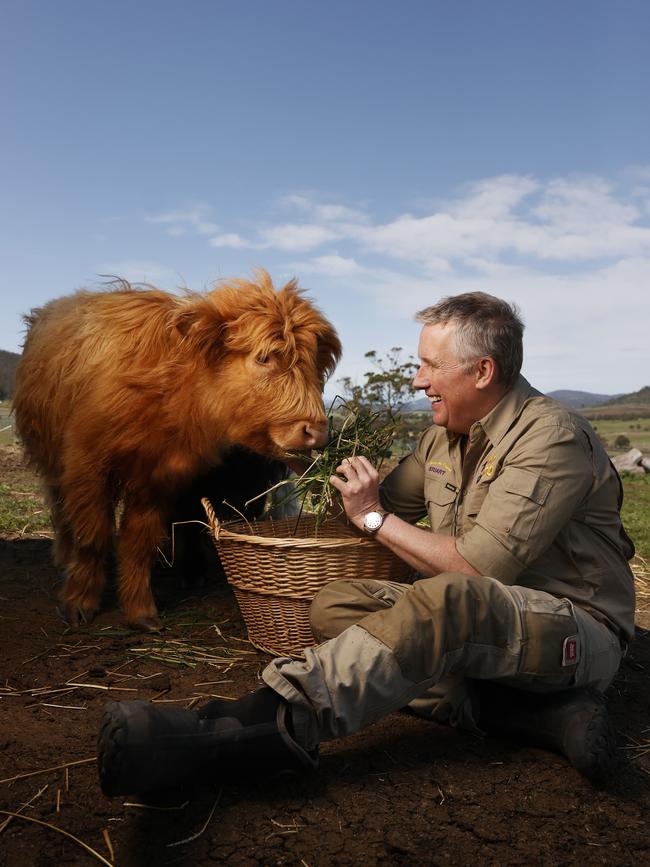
top-left (1, 444), bottom-right (649, 866)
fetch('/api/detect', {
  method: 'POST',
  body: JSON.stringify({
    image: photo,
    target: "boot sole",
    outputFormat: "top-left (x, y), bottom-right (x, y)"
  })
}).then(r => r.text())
top-left (569, 693), bottom-right (620, 787)
top-left (97, 700), bottom-right (150, 797)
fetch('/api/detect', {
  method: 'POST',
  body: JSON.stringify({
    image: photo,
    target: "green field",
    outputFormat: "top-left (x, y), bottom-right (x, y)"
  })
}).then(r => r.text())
top-left (588, 417), bottom-right (650, 455)
top-left (621, 474), bottom-right (650, 562)
top-left (2, 397), bottom-right (648, 559)
top-left (0, 401), bottom-right (13, 447)
top-left (0, 443), bottom-right (647, 561)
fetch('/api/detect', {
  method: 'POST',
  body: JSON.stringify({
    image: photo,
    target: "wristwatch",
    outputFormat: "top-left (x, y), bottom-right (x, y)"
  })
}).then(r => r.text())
top-left (362, 509), bottom-right (389, 535)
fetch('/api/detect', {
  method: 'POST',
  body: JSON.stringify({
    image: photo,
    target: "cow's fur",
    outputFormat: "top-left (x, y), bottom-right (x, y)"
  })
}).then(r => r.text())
top-left (13, 271), bottom-right (340, 630)
top-left (162, 445), bottom-right (294, 588)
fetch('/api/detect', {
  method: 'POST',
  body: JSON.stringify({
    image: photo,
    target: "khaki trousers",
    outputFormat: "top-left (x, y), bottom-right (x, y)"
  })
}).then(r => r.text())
top-left (262, 573), bottom-right (622, 752)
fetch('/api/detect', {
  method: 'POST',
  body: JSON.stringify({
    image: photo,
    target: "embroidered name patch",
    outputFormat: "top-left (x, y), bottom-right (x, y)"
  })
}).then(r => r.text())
top-left (427, 461), bottom-right (451, 477)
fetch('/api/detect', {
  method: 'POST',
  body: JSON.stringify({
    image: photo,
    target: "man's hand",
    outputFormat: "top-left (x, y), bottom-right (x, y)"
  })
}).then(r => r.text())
top-left (329, 455), bottom-right (382, 531)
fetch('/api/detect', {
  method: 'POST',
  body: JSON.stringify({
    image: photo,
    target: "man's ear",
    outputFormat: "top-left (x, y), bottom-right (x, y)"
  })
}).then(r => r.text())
top-left (475, 356), bottom-right (497, 390)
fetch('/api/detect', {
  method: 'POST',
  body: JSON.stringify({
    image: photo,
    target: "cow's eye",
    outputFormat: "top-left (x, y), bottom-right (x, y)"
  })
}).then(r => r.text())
top-left (256, 354), bottom-right (271, 366)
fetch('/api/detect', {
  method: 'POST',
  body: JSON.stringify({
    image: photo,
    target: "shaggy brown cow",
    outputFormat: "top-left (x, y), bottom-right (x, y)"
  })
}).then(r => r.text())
top-left (13, 271), bottom-right (341, 631)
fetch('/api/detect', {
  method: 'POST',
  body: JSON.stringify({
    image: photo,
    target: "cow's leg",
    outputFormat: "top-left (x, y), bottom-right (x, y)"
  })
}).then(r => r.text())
top-left (44, 484), bottom-right (75, 572)
top-left (59, 475), bottom-right (114, 626)
top-left (117, 497), bottom-right (165, 632)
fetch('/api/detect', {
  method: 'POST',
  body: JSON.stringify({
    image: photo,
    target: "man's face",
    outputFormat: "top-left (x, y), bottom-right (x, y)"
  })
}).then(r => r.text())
top-left (412, 322), bottom-right (481, 434)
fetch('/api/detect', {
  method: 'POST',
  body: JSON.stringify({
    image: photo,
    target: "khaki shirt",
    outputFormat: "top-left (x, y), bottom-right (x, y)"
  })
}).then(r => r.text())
top-left (380, 376), bottom-right (636, 642)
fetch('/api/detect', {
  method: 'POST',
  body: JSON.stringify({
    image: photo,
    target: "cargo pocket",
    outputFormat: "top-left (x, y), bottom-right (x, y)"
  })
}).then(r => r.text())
top-left (517, 593), bottom-right (579, 685)
top-left (424, 479), bottom-right (457, 534)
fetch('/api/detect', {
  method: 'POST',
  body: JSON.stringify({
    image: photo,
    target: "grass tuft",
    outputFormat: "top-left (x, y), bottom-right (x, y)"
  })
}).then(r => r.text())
top-left (271, 401), bottom-right (397, 525)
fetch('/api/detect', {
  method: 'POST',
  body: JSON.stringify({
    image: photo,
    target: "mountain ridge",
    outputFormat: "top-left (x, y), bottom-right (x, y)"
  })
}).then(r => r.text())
top-left (404, 385), bottom-right (650, 412)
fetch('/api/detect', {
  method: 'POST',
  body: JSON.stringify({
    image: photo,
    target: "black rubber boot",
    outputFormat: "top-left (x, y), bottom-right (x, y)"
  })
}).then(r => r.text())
top-left (473, 681), bottom-right (620, 786)
top-left (97, 686), bottom-right (318, 796)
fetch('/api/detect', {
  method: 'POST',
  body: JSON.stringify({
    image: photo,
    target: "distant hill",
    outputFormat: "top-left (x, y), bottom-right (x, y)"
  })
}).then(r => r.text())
top-left (600, 385), bottom-right (650, 406)
top-left (579, 386), bottom-right (650, 419)
top-left (406, 387), bottom-right (647, 414)
top-left (407, 390), bottom-right (619, 412)
top-left (403, 397), bottom-right (434, 412)
top-left (545, 390), bottom-right (622, 408)
top-left (0, 349), bottom-right (20, 400)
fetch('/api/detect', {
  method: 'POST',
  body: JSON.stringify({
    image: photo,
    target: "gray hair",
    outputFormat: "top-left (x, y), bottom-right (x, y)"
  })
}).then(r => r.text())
top-left (415, 291), bottom-right (524, 389)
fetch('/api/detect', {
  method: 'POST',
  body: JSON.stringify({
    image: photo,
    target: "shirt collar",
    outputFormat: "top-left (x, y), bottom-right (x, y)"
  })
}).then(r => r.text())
top-left (471, 375), bottom-right (541, 448)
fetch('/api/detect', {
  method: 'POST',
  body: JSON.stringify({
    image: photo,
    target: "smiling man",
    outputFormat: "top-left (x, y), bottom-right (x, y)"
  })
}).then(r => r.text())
top-left (97, 292), bottom-right (636, 796)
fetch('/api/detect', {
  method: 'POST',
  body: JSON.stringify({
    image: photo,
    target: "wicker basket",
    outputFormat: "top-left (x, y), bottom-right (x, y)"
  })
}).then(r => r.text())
top-left (202, 498), bottom-right (413, 658)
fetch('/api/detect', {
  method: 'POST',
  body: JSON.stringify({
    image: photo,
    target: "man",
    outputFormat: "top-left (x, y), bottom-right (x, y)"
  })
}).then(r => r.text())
top-left (97, 292), bottom-right (635, 795)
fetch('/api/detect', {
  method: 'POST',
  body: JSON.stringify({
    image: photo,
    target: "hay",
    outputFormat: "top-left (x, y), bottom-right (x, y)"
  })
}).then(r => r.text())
top-left (127, 636), bottom-right (255, 669)
top-left (632, 557), bottom-right (650, 612)
top-left (260, 401), bottom-right (397, 525)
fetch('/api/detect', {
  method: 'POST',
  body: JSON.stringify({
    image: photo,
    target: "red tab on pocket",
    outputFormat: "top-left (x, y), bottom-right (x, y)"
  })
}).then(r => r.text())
top-left (562, 635), bottom-right (580, 666)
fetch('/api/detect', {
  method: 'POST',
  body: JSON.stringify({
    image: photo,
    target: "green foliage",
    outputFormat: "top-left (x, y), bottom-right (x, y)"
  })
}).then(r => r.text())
top-left (0, 402), bottom-right (15, 446)
top-left (337, 347), bottom-right (418, 452)
top-left (0, 350), bottom-right (19, 401)
top-left (621, 474), bottom-right (650, 562)
top-left (0, 481), bottom-right (51, 535)
top-left (582, 418), bottom-right (650, 455)
top-left (276, 401), bottom-right (397, 525)
top-left (275, 349), bottom-right (419, 523)
top-left (615, 434), bottom-right (632, 449)
top-left (337, 347), bottom-right (418, 419)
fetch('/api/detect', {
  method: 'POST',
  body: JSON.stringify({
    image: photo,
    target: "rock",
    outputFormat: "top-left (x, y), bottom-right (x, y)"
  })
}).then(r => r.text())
top-left (625, 465), bottom-right (647, 475)
top-left (612, 448), bottom-right (644, 473)
top-left (641, 457), bottom-right (650, 473)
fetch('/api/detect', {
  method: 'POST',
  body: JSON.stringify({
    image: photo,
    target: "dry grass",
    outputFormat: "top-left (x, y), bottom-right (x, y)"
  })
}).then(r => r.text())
top-left (272, 402), bottom-right (397, 524)
top-left (632, 557), bottom-right (650, 612)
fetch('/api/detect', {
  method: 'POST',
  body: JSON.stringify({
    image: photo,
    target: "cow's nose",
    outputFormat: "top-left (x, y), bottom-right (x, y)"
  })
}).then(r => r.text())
top-left (303, 421), bottom-right (328, 449)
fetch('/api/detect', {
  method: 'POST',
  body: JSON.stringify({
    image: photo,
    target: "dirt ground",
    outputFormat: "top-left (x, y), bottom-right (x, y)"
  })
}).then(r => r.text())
top-left (1, 445), bottom-right (649, 867)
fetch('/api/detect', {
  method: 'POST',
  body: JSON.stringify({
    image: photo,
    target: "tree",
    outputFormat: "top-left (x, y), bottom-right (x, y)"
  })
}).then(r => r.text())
top-left (614, 434), bottom-right (631, 450)
top-left (336, 347), bottom-right (418, 454)
top-left (337, 347), bottom-right (418, 421)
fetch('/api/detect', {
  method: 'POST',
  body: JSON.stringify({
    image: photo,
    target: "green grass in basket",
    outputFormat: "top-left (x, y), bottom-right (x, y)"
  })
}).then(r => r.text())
top-left (261, 401), bottom-right (396, 527)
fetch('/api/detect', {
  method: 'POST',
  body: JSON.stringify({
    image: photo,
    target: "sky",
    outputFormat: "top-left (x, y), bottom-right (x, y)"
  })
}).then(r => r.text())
top-left (2, 0), bottom-right (649, 396)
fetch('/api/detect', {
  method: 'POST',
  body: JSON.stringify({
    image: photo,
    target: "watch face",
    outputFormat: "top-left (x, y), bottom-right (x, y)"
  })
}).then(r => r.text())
top-left (364, 511), bottom-right (383, 531)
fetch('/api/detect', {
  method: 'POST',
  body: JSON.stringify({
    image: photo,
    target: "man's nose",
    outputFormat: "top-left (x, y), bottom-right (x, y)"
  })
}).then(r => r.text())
top-left (412, 366), bottom-right (428, 389)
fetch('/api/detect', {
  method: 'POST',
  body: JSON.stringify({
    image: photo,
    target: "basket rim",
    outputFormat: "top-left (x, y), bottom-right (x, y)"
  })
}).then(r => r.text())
top-left (201, 497), bottom-right (378, 550)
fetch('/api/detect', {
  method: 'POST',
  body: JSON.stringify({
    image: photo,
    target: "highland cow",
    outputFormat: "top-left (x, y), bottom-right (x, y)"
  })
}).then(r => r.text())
top-left (13, 271), bottom-right (341, 631)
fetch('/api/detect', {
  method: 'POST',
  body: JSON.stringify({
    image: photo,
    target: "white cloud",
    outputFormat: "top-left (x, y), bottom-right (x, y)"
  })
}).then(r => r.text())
top-left (147, 174), bottom-right (650, 270)
top-left (290, 254), bottom-right (366, 277)
top-left (280, 194), bottom-right (369, 224)
top-left (532, 176), bottom-right (638, 229)
top-left (209, 233), bottom-right (249, 248)
top-left (146, 205), bottom-right (219, 236)
top-left (448, 174), bottom-right (541, 219)
top-left (258, 223), bottom-right (340, 251)
top-left (140, 175), bottom-right (650, 392)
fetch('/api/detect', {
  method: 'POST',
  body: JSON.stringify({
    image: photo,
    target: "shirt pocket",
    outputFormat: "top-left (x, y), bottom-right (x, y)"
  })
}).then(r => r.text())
top-left (424, 478), bottom-right (458, 533)
top-left (463, 483), bottom-right (489, 519)
top-left (480, 467), bottom-right (553, 541)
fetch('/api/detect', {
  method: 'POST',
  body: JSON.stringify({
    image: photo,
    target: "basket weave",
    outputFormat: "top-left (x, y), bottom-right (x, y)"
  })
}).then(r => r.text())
top-left (202, 498), bottom-right (413, 658)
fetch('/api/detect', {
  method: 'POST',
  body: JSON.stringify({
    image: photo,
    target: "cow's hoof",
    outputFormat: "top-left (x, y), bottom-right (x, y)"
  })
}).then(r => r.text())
top-left (129, 616), bottom-right (163, 633)
top-left (61, 604), bottom-right (96, 628)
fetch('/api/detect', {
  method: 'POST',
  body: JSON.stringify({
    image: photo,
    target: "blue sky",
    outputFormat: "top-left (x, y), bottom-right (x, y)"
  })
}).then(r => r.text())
top-left (2, 0), bottom-right (649, 395)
